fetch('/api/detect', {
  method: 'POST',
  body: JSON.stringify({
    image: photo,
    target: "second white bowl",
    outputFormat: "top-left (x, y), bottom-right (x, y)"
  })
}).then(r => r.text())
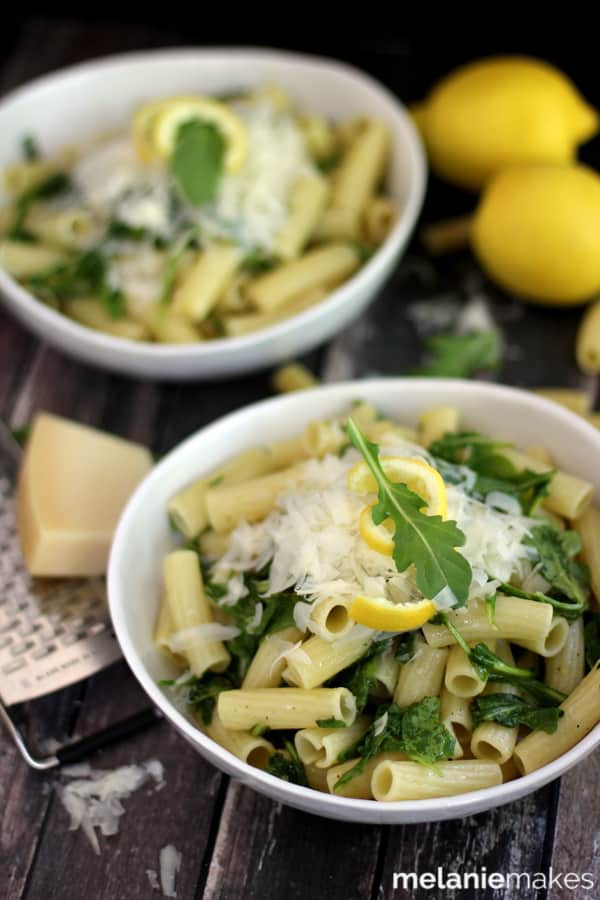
top-left (0, 48), bottom-right (426, 380)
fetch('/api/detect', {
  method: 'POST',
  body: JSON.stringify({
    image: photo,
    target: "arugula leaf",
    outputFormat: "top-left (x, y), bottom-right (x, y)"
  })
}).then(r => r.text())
top-left (523, 524), bottom-right (589, 613)
top-left (26, 248), bottom-right (125, 319)
top-left (316, 153), bottom-right (340, 173)
top-left (11, 424), bottom-right (31, 447)
top-left (485, 593), bottom-right (496, 625)
top-left (395, 632), bottom-right (417, 663)
top-left (170, 121), bottom-right (225, 205)
top-left (584, 614), bottom-right (600, 670)
top-left (21, 135), bottom-right (39, 161)
top-left (353, 241), bottom-right (375, 264)
top-left (9, 171), bottom-right (72, 239)
top-left (250, 723), bottom-right (268, 737)
top-left (413, 330), bottom-right (501, 378)
top-left (347, 419), bottom-right (472, 607)
top-left (335, 698), bottom-right (455, 791)
top-left (436, 613), bottom-right (565, 706)
top-left (430, 431), bottom-right (553, 514)
top-left (242, 250), bottom-right (275, 273)
top-left (160, 671), bottom-right (235, 725)
top-left (499, 581), bottom-right (586, 621)
top-left (472, 693), bottom-right (563, 734)
top-left (400, 696), bottom-right (457, 766)
top-left (335, 638), bottom-right (392, 711)
top-left (267, 740), bottom-right (308, 786)
top-left (160, 228), bottom-right (199, 307)
top-left (316, 718), bottom-right (347, 729)
top-left (105, 218), bottom-right (151, 242)
top-left (204, 573), bottom-right (299, 680)
top-left (263, 594), bottom-right (300, 636)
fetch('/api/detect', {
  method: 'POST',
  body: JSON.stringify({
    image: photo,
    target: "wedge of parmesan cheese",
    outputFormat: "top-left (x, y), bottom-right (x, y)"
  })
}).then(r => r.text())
top-left (17, 413), bottom-right (152, 576)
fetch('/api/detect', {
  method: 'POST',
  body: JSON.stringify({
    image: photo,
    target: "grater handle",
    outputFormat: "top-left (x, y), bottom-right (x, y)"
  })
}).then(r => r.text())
top-left (56, 706), bottom-right (161, 766)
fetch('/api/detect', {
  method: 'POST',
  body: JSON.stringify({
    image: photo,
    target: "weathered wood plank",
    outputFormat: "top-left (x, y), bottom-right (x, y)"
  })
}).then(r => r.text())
top-left (547, 753), bottom-right (600, 900)
top-left (374, 785), bottom-right (557, 900)
top-left (1, 684), bottom-right (87, 900)
top-left (21, 662), bottom-right (225, 900)
top-left (202, 780), bottom-right (382, 900)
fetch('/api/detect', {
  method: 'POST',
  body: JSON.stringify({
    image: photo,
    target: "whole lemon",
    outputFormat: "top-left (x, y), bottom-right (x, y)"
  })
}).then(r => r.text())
top-left (471, 163), bottom-right (600, 305)
top-left (415, 57), bottom-right (598, 190)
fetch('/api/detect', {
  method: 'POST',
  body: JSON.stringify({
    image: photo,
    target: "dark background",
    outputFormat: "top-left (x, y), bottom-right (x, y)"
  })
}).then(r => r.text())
top-left (4, 15), bottom-right (600, 223)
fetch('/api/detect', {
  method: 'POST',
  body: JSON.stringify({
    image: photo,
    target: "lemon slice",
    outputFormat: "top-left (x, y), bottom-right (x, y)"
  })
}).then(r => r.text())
top-left (132, 99), bottom-right (173, 162)
top-left (348, 456), bottom-right (447, 518)
top-left (359, 505), bottom-right (395, 556)
top-left (350, 594), bottom-right (436, 632)
top-left (147, 96), bottom-right (247, 173)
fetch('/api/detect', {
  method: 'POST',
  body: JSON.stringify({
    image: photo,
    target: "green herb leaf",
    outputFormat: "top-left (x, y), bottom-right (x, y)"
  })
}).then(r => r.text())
top-left (316, 718), bottom-right (347, 729)
top-left (584, 613), bottom-right (600, 670)
top-left (435, 613), bottom-right (566, 706)
top-left (485, 593), bottom-right (496, 625)
top-left (335, 638), bottom-right (392, 711)
top-left (105, 218), bottom-right (151, 241)
top-left (524, 524), bottom-right (589, 613)
top-left (160, 228), bottom-right (199, 307)
top-left (430, 432), bottom-right (554, 514)
top-left (499, 581), bottom-right (587, 621)
top-left (267, 740), bottom-right (308, 786)
top-left (335, 698), bottom-right (455, 791)
top-left (399, 696), bottom-right (456, 766)
top-left (203, 572), bottom-right (299, 680)
top-left (414, 330), bottom-right (502, 378)
top-left (160, 672), bottom-right (235, 725)
top-left (170, 121), bottom-right (225, 205)
top-left (394, 632), bottom-right (417, 663)
top-left (11, 424), bottom-right (31, 447)
top-left (472, 693), bottom-right (563, 734)
top-left (242, 250), bottom-right (275, 273)
top-left (347, 419), bottom-right (472, 608)
top-left (25, 247), bottom-right (126, 319)
top-left (21, 135), bottom-right (40, 161)
top-left (9, 171), bottom-right (71, 239)
top-left (250, 723), bottom-right (268, 737)
top-left (316, 153), bottom-right (340, 174)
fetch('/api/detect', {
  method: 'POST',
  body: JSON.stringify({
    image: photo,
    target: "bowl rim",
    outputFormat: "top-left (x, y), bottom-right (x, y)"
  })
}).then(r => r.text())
top-left (0, 46), bottom-right (426, 362)
top-left (108, 378), bottom-right (600, 821)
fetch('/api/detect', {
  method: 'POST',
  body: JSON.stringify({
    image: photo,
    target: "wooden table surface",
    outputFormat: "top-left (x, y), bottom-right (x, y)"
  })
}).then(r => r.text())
top-left (1, 18), bottom-right (599, 900)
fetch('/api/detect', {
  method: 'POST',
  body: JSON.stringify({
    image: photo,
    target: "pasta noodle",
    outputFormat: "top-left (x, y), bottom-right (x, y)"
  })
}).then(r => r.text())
top-left (217, 687), bottom-right (357, 730)
top-left (514, 663), bottom-right (600, 774)
top-left (272, 363), bottom-right (319, 394)
top-left (576, 300), bottom-right (600, 374)
top-left (371, 760), bottom-right (502, 801)
top-left (163, 550), bottom-right (230, 677)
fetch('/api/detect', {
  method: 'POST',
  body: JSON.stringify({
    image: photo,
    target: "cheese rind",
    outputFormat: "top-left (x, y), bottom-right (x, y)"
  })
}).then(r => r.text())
top-left (17, 413), bottom-right (152, 576)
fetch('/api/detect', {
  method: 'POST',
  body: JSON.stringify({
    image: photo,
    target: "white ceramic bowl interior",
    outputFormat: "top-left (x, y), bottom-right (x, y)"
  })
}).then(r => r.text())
top-left (109, 379), bottom-right (600, 824)
top-left (0, 48), bottom-right (425, 380)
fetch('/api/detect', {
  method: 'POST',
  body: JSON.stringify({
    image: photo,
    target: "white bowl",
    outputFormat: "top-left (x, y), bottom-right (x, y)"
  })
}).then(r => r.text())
top-left (108, 378), bottom-right (600, 823)
top-left (0, 48), bottom-right (425, 381)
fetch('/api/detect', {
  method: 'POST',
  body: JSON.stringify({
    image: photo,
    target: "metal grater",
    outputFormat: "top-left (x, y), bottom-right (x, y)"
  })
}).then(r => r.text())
top-left (0, 420), bottom-right (121, 706)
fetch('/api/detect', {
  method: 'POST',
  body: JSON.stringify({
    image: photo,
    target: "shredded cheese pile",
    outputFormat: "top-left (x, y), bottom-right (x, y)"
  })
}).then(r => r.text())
top-left (56, 758), bottom-right (165, 855)
top-left (215, 445), bottom-right (536, 634)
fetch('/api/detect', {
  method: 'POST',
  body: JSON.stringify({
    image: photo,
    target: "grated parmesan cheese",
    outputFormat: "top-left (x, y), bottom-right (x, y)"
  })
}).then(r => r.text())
top-left (195, 100), bottom-right (315, 251)
top-left (215, 446), bottom-right (536, 631)
top-left (56, 758), bottom-right (165, 855)
top-left (160, 844), bottom-right (182, 898)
